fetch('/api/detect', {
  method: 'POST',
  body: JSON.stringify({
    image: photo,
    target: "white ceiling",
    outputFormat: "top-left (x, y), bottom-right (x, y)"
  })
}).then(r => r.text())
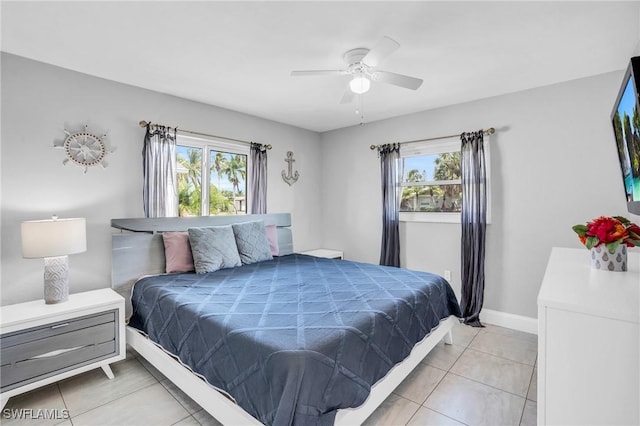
top-left (2, 1), bottom-right (639, 132)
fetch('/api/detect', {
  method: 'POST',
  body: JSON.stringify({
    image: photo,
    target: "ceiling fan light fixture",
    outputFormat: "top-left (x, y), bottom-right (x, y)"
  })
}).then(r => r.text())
top-left (349, 76), bottom-right (370, 94)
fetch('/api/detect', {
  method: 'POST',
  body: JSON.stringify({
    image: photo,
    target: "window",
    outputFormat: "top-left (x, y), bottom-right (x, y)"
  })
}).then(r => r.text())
top-left (401, 151), bottom-right (461, 213)
top-left (176, 135), bottom-right (248, 216)
top-left (399, 138), bottom-right (491, 223)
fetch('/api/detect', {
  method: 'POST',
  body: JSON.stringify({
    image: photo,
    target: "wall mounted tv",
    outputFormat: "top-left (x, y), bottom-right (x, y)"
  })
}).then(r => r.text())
top-left (611, 56), bottom-right (640, 215)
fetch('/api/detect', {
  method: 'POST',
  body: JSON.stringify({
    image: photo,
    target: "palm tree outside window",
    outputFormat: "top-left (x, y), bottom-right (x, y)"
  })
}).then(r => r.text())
top-left (176, 135), bottom-right (249, 216)
top-left (398, 137), bottom-right (491, 224)
top-left (400, 151), bottom-right (462, 213)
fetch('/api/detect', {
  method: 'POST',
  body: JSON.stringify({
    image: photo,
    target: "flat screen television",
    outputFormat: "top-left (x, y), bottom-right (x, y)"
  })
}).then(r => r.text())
top-left (611, 56), bottom-right (640, 215)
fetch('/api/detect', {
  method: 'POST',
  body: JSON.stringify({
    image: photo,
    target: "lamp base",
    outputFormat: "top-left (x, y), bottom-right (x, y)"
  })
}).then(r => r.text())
top-left (44, 256), bottom-right (69, 304)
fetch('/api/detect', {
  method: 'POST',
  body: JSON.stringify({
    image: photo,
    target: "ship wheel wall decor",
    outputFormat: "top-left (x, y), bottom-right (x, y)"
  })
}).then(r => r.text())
top-left (53, 124), bottom-right (114, 173)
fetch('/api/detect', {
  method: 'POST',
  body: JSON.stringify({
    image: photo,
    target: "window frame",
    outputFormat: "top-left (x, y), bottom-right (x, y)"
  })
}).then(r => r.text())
top-left (176, 134), bottom-right (250, 216)
top-left (399, 137), bottom-right (491, 224)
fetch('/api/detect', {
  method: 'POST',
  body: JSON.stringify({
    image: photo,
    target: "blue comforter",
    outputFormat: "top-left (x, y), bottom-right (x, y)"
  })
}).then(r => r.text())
top-left (129, 254), bottom-right (460, 425)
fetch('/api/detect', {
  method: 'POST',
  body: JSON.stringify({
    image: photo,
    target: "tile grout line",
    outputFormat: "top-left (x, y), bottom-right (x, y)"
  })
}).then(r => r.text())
top-left (414, 364), bottom-right (449, 406)
top-left (445, 370), bottom-right (529, 400)
top-left (479, 327), bottom-right (537, 342)
top-left (464, 338), bottom-right (537, 367)
top-left (462, 346), bottom-right (537, 370)
top-left (160, 379), bottom-right (202, 421)
top-left (435, 341), bottom-right (473, 423)
top-left (464, 346), bottom-right (537, 368)
top-left (192, 410), bottom-right (208, 426)
top-left (420, 343), bottom-right (466, 371)
top-left (463, 328), bottom-right (481, 348)
top-left (414, 339), bottom-right (468, 406)
top-left (138, 357), bottom-right (167, 381)
top-left (477, 328), bottom-right (538, 346)
top-left (417, 404), bottom-right (471, 426)
top-left (525, 365), bottom-right (536, 402)
top-left (170, 414), bottom-right (198, 426)
top-left (385, 392), bottom-right (421, 425)
top-left (62, 375), bottom-right (160, 421)
top-left (518, 397), bottom-right (527, 426)
top-left (55, 382), bottom-right (73, 426)
top-left (404, 339), bottom-right (473, 426)
top-left (403, 407), bottom-right (421, 426)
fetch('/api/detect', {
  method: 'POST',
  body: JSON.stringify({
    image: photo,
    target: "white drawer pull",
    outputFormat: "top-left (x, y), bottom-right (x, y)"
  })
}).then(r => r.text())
top-left (30, 345), bottom-right (88, 359)
top-left (50, 323), bottom-right (70, 330)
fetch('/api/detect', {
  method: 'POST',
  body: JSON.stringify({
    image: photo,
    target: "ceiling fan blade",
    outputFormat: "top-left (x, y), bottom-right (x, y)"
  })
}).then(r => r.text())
top-left (340, 87), bottom-right (355, 104)
top-left (362, 36), bottom-right (400, 67)
top-left (372, 70), bottom-right (423, 90)
top-left (291, 70), bottom-right (348, 77)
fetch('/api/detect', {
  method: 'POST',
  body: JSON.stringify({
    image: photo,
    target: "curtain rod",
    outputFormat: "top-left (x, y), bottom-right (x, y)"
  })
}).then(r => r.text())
top-left (369, 127), bottom-right (495, 150)
top-left (139, 121), bottom-right (272, 150)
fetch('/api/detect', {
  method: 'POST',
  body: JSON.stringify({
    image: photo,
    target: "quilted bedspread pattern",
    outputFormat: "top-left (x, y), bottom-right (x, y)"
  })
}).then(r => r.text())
top-left (129, 254), bottom-right (461, 426)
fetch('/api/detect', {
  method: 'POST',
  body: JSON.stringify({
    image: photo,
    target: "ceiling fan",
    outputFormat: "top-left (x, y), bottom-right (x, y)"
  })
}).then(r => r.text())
top-left (291, 36), bottom-right (423, 104)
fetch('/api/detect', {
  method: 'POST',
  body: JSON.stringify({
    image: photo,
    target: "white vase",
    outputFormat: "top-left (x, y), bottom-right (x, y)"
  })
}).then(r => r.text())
top-left (590, 244), bottom-right (627, 272)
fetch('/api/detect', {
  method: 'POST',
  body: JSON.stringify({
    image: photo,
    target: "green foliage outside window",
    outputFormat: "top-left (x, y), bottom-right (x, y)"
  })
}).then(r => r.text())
top-left (401, 151), bottom-right (462, 212)
top-left (176, 146), bottom-right (247, 216)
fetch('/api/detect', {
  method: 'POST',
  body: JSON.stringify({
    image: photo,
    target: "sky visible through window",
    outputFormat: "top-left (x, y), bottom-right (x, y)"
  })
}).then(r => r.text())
top-left (403, 154), bottom-right (438, 181)
top-left (176, 146), bottom-right (241, 192)
top-left (212, 170), bottom-right (235, 192)
top-left (210, 151), bottom-right (243, 193)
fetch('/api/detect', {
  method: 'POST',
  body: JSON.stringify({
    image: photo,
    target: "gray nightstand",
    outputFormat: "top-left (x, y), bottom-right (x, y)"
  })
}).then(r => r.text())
top-left (0, 288), bottom-right (126, 408)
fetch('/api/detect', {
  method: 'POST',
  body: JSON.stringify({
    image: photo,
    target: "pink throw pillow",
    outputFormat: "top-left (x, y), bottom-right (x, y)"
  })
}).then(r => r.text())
top-left (162, 232), bottom-right (195, 273)
top-left (265, 224), bottom-right (279, 256)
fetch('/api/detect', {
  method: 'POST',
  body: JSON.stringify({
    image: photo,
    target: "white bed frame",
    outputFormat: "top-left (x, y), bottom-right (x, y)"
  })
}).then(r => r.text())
top-left (111, 214), bottom-right (456, 426)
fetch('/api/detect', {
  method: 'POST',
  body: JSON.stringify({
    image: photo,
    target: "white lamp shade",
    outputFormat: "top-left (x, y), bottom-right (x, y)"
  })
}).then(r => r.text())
top-left (21, 218), bottom-right (87, 258)
top-left (349, 76), bottom-right (371, 94)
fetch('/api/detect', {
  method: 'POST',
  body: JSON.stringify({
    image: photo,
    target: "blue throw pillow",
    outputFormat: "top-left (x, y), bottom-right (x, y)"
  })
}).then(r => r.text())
top-left (188, 226), bottom-right (242, 273)
top-left (232, 221), bottom-right (273, 265)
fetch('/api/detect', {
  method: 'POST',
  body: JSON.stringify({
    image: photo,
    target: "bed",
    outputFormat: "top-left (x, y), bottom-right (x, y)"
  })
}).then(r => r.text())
top-left (111, 213), bottom-right (461, 426)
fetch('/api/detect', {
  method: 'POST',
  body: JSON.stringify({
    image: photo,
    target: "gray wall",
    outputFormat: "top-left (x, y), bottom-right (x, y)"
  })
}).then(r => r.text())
top-left (1, 53), bottom-right (322, 305)
top-left (2, 52), bottom-right (638, 320)
top-left (320, 71), bottom-right (637, 318)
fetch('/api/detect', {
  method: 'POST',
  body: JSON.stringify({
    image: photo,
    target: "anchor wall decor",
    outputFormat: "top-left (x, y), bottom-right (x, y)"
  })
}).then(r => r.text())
top-left (281, 151), bottom-right (299, 186)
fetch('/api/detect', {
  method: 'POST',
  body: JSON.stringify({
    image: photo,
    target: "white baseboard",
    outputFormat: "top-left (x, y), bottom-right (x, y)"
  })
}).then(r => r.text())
top-left (481, 309), bottom-right (538, 335)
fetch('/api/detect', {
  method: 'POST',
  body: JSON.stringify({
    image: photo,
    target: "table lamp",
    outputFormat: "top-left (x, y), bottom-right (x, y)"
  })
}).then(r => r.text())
top-left (21, 216), bottom-right (87, 304)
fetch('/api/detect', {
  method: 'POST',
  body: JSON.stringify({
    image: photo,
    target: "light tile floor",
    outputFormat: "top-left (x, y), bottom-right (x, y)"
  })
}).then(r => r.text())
top-left (1, 322), bottom-right (537, 426)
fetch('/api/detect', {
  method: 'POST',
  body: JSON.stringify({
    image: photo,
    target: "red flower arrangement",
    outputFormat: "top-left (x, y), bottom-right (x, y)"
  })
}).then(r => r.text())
top-left (573, 216), bottom-right (640, 250)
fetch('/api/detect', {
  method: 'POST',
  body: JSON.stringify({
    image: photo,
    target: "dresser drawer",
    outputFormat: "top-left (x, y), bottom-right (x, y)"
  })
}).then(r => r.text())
top-left (1, 311), bottom-right (115, 348)
top-left (1, 310), bottom-right (118, 391)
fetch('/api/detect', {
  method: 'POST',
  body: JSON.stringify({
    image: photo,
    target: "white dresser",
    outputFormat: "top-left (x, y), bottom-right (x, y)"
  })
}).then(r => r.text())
top-left (537, 247), bottom-right (639, 425)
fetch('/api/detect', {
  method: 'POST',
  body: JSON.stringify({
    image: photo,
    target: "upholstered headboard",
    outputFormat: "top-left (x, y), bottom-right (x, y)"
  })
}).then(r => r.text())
top-left (111, 213), bottom-right (293, 317)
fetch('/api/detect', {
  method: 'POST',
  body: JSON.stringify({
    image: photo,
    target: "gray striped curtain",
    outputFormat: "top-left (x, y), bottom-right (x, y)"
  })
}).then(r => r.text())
top-left (249, 143), bottom-right (268, 214)
top-left (142, 124), bottom-right (178, 218)
top-left (460, 130), bottom-right (487, 327)
top-left (378, 143), bottom-right (401, 267)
